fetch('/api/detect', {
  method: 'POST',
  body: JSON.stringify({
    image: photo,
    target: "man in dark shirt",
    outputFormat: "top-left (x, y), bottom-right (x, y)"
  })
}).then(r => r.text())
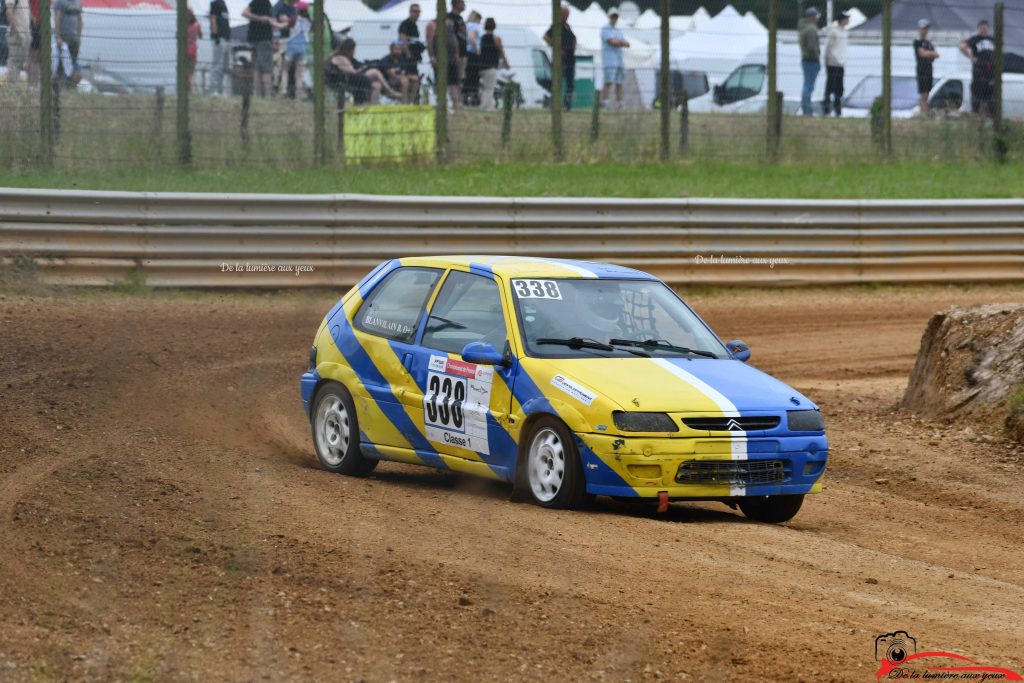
top-left (960, 19), bottom-right (996, 115)
top-left (913, 18), bottom-right (939, 115)
top-left (398, 3), bottom-right (423, 76)
top-left (447, 0), bottom-right (466, 100)
top-left (544, 4), bottom-right (576, 110)
top-left (243, 0), bottom-right (282, 97)
top-left (208, 0), bottom-right (231, 95)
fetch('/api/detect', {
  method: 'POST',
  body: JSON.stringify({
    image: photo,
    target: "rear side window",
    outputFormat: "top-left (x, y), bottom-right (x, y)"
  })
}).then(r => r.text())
top-left (354, 267), bottom-right (441, 343)
top-left (422, 270), bottom-right (507, 354)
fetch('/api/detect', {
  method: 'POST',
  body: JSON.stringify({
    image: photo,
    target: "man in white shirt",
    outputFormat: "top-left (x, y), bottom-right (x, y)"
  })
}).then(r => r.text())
top-left (822, 11), bottom-right (849, 116)
top-left (600, 7), bottom-right (629, 108)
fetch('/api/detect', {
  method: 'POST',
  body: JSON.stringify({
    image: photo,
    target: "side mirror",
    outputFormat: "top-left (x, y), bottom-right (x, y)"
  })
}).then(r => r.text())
top-left (726, 339), bottom-right (751, 362)
top-left (461, 341), bottom-right (506, 366)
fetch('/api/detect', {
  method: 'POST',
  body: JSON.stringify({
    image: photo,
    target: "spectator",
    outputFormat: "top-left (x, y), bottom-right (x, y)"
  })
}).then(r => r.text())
top-left (208, 0), bottom-right (231, 95)
top-left (327, 37), bottom-right (400, 105)
top-left (186, 7), bottom-right (201, 93)
top-left (960, 19), bottom-right (996, 116)
top-left (822, 10), bottom-right (849, 116)
top-left (27, 0), bottom-right (40, 86)
top-left (544, 4), bottom-right (576, 111)
top-left (477, 17), bottom-right (508, 111)
top-left (1, 0), bottom-right (9, 70)
top-left (427, 12), bottom-right (459, 107)
top-left (398, 3), bottom-right (424, 78)
top-left (447, 0), bottom-right (466, 101)
top-left (914, 19), bottom-right (939, 115)
top-left (464, 9), bottom-right (481, 104)
top-left (381, 39), bottom-right (419, 103)
top-left (798, 6), bottom-right (821, 116)
top-left (272, 0), bottom-right (296, 96)
top-left (5, 0), bottom-right (30, 84)
top-left (53, 0), bottom-right (82, 73)
top-left (600, 7), bottom-right (629, 109)
top-left (243, 0), bottom-right (283, 97)
top-left (279, 0), bottom-right (309, 99)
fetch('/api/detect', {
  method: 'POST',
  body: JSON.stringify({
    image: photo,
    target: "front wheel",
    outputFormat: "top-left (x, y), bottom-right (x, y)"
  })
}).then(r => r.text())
top-left (737, 494), bottom-right (804, 523)
top-left (311, 382), bottom-right (377, 476)
top-left (519, 417), bottom-right (588, 509)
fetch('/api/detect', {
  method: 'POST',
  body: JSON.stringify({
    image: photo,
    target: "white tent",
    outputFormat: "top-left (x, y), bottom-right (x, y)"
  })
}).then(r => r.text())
top-left (224, 0), bottom-right (375, 30)
top-left (650, 4), bottom-right (768, 84)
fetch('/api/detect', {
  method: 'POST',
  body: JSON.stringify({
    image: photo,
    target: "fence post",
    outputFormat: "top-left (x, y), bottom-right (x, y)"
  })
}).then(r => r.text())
top-left (502, 87), bottom-right (514, 150)
top-left (313, 0), bottom-right (326, 166)
top-left (994, 2), bottom-right (1005, 161)
top-left (336, 92), bottom-right (346, 163)
top-left (175, 0), bottom-right (192, 167)
top-left (881, 0), bottom-right (892, 156)
top-left (659, 0), bottom-right (670, 162)
top-left (590, 88), bottom-right (599, 143)
top-left (435, 0), bottom-right (449, 164)
top-left (241, 91), bottom-right (251, 151)
top-left (678, 91), bottom-right (688, 156)
top-left (766, 0), bottom-right (779, 159)
top-left (550, 0), bottom-right (564, 161)
top-left (39, 0), bottom-right (53, 167)
top-left (154, 87), bottom-right (165, 139)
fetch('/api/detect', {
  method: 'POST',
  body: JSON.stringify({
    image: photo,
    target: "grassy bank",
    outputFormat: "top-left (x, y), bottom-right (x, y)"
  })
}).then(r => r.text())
top-left (3, 161), bottom-right (1024, 198)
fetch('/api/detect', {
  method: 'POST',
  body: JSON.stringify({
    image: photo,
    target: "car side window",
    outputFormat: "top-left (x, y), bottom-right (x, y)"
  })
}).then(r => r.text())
top-left (354, 267), bottom-right (441, 343)
top-left (422, 270), bottom-right (507, 355)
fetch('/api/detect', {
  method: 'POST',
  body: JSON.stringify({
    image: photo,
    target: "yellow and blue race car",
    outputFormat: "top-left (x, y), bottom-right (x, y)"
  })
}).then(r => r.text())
top-left (300, 256), bottom-right (827, 522)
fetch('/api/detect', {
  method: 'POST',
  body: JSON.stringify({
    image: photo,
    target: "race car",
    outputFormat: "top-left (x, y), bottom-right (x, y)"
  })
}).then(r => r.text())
top-left (300, 256), bottom-right (828, 522)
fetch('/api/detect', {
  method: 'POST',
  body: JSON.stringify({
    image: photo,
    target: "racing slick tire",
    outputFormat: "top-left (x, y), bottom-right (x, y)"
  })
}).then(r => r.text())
top-left (518, 416), bottom-right (589, 510)
top-left (737, 494), bottom-right (804, 523)
top-left (311, 382), bottom-right (377, 477)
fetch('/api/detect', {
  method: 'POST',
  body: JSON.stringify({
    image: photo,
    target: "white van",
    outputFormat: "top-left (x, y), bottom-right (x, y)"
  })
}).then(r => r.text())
top-left (688, 40), bottom-right (955, 116)
top-left (842, 71), bottom-right (1024, 119)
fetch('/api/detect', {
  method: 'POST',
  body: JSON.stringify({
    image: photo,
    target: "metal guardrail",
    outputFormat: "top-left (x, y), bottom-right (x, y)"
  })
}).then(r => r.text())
top-left (1, 189), bottom-right (1023, 287)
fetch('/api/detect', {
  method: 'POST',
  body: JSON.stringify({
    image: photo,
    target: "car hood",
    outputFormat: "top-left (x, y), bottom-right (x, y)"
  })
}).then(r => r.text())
top-left (526, 356), bottom-right (815, 414)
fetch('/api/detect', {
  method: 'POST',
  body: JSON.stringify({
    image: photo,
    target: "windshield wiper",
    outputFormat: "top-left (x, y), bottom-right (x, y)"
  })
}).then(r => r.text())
top-left (609, 338), bottom-right (717, 358)
top-left (427, 315), bottom-right (467, 332)
top-left (537, 337), bottom-right (650, 357)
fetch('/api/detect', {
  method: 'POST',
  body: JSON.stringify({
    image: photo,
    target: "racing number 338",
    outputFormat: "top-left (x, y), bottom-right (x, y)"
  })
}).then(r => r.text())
top-left (426, 373), bottom-right (465, 428)
top-left (513, 279), bottom-right (562, 299)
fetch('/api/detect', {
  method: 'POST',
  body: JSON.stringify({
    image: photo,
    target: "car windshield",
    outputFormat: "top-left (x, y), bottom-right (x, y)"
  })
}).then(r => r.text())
top-left (511, 278), bottom-right (728, 359)
top-left (844, 76), bottom-right (919, 110)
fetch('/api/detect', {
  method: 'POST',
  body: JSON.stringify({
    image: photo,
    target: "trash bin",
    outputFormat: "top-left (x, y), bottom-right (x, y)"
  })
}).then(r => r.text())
top-left (571, 55), bottom-right (594, 110)
top-left (230, 44), bottom-right (254, 97)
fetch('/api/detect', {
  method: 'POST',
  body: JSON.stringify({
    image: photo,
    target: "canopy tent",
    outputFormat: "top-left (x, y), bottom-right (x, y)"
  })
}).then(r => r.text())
top-left (632, 5), bottom-right (711, 32)
top-left (647, 4), bottom-right (768, 84)
top-left (855, 0), bottom-right (1024, 51)
top-left (222, 0), bottom-right (375, 30)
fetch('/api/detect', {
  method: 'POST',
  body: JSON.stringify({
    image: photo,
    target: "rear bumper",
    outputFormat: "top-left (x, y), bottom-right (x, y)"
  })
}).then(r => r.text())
top-left (577, 433), bottom-right (828, 499)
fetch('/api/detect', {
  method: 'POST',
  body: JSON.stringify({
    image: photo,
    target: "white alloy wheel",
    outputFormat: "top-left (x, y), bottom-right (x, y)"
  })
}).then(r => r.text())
top-left (528, 427), bottom-right (566, 503)
top-left (316, 395), bottom-right (350, 466)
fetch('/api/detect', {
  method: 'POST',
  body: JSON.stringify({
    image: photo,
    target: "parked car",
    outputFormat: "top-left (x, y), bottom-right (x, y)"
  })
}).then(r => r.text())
top-left (842, 71), bottom-right (1024, 119)
top-left (300, 256), bottom-right (829, 522)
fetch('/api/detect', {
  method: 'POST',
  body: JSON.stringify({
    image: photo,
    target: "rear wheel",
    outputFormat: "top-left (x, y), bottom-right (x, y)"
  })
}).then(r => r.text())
top-left (737, 494), bottom-right (804, 523)
top-left (520, 417), bottom-right (588, 509)
top-left (311, 382), bottom-right (377, 476)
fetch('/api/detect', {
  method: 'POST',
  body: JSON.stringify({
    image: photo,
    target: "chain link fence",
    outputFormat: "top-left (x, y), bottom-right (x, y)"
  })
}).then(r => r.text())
top-left (0, 0), bottom-right (1021, 171)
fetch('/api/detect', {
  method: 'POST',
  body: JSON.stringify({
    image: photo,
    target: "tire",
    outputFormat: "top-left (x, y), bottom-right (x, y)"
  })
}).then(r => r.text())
top-left (737, 494), bottom-right (804, 523)
top-left (517, 416), bottom-right (588, 510)
top-left (310, 382), bottom-right (377, 476)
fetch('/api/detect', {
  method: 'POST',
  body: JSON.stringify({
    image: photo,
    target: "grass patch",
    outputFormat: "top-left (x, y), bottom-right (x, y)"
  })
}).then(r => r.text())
top-left (4, 160), bottom-right (1024, 198)
top-left (1007, 384), bottom-right (1024, 413)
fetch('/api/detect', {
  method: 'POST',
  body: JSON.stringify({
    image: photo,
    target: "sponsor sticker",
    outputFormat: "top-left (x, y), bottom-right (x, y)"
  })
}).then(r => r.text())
top-left (550, 374), bottom-right (597, 406)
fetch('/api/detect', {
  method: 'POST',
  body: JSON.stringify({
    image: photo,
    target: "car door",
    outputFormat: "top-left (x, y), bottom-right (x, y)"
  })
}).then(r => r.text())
top-left (412, 268), bottom-right (516, 473)
top-left (350, 265), bottom-right (443, 450)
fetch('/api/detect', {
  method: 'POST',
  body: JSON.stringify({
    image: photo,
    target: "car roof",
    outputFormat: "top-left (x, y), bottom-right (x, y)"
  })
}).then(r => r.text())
top-left (397, 255), bottom-right (660, 280)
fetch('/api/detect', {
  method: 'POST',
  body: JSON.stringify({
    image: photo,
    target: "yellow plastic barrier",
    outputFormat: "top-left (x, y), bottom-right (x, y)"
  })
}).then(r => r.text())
top-left (344, 105), bottom-right (435, 163)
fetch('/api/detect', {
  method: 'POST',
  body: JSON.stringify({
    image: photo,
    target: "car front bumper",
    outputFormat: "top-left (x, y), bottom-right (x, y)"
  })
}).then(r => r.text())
top-left (576, 432), bottom-right (828, 499)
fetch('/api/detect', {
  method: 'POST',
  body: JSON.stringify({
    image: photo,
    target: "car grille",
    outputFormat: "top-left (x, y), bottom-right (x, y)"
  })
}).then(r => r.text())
top-left (675, 460), bottom-right (785, 485)
top-left (681, 416), bottom-right (780, 431)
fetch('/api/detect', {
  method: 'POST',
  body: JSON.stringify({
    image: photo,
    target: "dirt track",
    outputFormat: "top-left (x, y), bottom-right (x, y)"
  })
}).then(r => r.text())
top-left (2, 285), bottom-right (1024, 682)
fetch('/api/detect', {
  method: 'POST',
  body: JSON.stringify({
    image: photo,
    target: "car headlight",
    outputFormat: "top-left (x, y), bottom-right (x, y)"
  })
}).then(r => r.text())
top-left (612, 411), bottom-right (679, 432)
top-left (787, 410), bottom-right (824, 432)
top-left (308, 345), bottom-right (318, 372)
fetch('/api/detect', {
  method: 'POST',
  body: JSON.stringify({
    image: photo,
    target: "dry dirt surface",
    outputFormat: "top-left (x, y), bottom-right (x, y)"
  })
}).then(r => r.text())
top-left (2, 284), bottom-right (1024, 683)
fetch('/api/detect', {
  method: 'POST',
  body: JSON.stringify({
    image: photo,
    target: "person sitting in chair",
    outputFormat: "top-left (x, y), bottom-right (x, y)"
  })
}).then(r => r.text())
top-left (328, 37), bottom-right (401, 104)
